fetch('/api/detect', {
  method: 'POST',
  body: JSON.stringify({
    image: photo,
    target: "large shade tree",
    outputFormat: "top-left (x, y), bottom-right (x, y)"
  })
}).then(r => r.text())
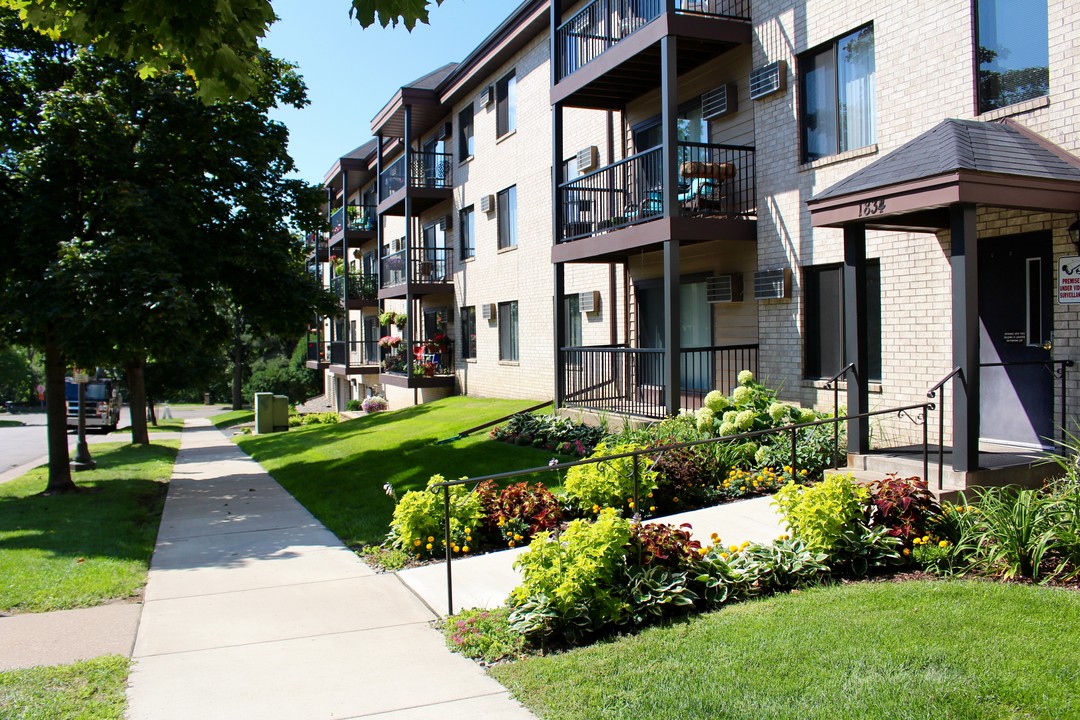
top-left (0, 14), bottom-right (335, 492)
top-left (0, 0), bottom-right (445, 100)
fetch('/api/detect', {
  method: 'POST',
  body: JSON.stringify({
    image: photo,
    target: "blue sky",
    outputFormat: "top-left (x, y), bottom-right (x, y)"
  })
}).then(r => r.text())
top-left (264, 0), bottom-right (514, 184)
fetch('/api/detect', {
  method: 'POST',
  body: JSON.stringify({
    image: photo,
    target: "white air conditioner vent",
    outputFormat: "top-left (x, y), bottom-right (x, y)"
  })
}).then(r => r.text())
top-left (702, 83), bottom-right (737, 120)
top-left (479, 194), bottom-right (495, 213)
top-left (753, 268), bottom-right (791, 300)
top-left (579, 290), bottom-right (600, 313)
top-left (481, 303), bottom-right (496, 321)
top-left (575, 146), bottom-right (599, 174)
top-left (749, 61), bottom-right (786, 100)
top-left (479, 85), bottom-right (494, 107)
top-left (707, 273), bottom-right (743, 303)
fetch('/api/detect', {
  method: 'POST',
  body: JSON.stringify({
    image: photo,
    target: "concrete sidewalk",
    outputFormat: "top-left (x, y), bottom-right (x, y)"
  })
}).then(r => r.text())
top-left (126, 419), bottom-right (536, 720)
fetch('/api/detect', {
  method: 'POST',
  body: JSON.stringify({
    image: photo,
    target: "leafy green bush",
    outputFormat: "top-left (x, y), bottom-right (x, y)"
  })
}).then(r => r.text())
top-left (443, 607), bottom-right (525, 663)
top-left (694, 537), bottom-right (828, 606)
top-left (774, 474), bottom-right (869, 553)
top-left (388, 475), bottom-right (482, 559)
top-left (300, 411), bottom-right (339, 425)
top-left (953, 486), bottom-right (1059, 580)
top-left (563, 441), bottom-right (658, 514)
top-left (755, 421), bottom-right (845, 477)
top-left (489, 412), bottom-right (606, 456)
top-left (345, 399), bottom-right (362, 411)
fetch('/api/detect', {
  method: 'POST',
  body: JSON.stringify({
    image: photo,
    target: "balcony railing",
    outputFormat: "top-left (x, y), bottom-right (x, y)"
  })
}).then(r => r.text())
top-left (346, 204), bottom-right (376, 232)
top-left (381, 339), bottom-right (455, 377)
top-left (379, 152), bottom-right (454, 202)
top-left (380, 246), bottom-right (452, 288)
top-left (556, 0), bottom-right (752, 81)
top-left (306, 339), bottom-right (328, 363)
top-left (558, 142), bottom-right (755, 242)
top-left (560, 343), bottom-right (759, 419)
top-left (330, 274), bottom-right (379, 301)
top-left (329, 340), bottom-right (379, 367)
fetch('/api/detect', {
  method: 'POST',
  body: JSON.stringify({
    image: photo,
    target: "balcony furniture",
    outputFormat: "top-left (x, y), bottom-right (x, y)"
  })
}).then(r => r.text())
top-left (678, 161), bottom-right (736, 215)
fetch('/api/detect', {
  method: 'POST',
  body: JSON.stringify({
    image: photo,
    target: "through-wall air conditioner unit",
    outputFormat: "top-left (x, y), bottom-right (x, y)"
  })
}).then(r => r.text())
top-left (436, 121), bottom-right (452, 140)
top-left (579, 290), bottom-right (600, 313)
top-left (441, 214), bottom-right (453, 231)
top-left (479, 85), bottom-right (494, 108)
top-left (753, 268), bottom-right (791, 300)
top-left (702, 83), bottom-right (738, 120)
top-left (749, 60), bottom-right (786, 100)
top-left (707, 273), bottom-right (744, 303)
top-left (479, 194), bottom-right (495, 213)
top-left (481, 303), bottom-right (496, 321)
top-left (575, 146), bottom-right (599, 174)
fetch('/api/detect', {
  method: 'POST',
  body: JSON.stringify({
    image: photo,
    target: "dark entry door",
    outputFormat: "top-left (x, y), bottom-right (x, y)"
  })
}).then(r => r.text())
top-left (978, 232), bottom-right (1054, 448)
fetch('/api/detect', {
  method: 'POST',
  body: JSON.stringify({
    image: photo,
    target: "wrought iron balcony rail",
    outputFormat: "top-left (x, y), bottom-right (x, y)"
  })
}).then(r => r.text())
top-left (560, 343), bottom-right (759, 418)
top-left (558, 142), bottom-right (755, 242)
top-left (381, 339), bottom-right (455, 377)
top-left (556, 0), bottom-right (752, 80)
top-left (330, 274), bottom-right (379, 301)
top-left (329, 339), bottom-right (380, 367)
top-left (380, 246), bottom-right (452, 288)
top-left (379, 152), bottom-right (454, 201)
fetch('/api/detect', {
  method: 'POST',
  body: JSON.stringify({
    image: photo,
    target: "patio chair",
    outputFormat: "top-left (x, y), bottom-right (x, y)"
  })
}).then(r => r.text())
top-left (678, 161), bottom-right (736, 216)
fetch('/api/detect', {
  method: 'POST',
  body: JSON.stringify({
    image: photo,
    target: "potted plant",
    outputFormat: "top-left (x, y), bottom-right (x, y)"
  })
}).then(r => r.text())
top-left (394, 313), bottom-right (408, 329)
top-left (379, 310), bottom-right (397, 327)
top-left (377, 335), bottom-right (402, 351)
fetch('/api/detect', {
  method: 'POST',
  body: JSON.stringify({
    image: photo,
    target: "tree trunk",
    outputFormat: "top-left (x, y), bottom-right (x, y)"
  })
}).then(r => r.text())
top-left (231, 311), bottom-right (245, 410)
top-left (126, 358), bottom-right (150, 445)
top-left (43, 338), bottom-right (77, 494)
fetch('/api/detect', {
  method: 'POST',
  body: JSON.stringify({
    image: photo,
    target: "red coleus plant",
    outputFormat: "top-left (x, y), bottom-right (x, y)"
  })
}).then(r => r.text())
top-left (627, 522), bottom-right (702, 569)
top-left (475, 480), bottom-right (562, 542)
top-left (864, 474), bottom-right (940, 543)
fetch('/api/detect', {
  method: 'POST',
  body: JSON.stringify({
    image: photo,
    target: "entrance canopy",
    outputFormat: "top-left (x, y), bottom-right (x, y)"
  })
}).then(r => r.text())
top-left (808, 119), bottom-right (1080, 230)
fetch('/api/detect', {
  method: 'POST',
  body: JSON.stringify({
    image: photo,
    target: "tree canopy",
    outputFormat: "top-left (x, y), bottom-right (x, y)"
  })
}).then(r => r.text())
top-left (0, 0), bottom-right (444, 100)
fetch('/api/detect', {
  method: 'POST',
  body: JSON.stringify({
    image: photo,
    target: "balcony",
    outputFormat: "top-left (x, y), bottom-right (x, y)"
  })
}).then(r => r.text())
top-left (554, 142), bottom-right (755, 261)
top-left (330, 274), bottom-right (379, 310)
top-left (553, 0), bottom-right (752, 108)
top-left (328, 339), bottom-right (380, 375)
top-left (329, 204), bottom-right (376, 247)
top-left (377, 151), bottom-right (454, 216)
top-left (305, 338), bottom-right (329, 370)
top-left (380, 338), bottom-right (456, 389)
top-left (378, 246), bottom-right (453, 299)
top-left (560, 343), bottom-right (759, 419)
top-left (304, 233), bottom-right (330, 263)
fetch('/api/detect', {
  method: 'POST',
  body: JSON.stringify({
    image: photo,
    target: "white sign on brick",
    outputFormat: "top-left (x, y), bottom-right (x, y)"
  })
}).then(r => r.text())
top-left (1059, 256), bottom-right (1080, 304)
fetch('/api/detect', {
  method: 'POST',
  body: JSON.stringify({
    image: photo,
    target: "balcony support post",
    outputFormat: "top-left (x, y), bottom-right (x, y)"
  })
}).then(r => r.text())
top-left (404, 104), bottom-right (415, 379)
top-left (663, 240), bottom-right (681, 417)
top-left (951, 203), bottom-right (980, 472)
top-left (549, 0), bottom-right (561, 87)
top-left (843, 222), bottom-right (869, 455)
top-left (553, 98), bottom-right (566, 411)
top-left (660, 35), bottom-right (679, 221)
top-left (555, 264), bottom-right (566, 411)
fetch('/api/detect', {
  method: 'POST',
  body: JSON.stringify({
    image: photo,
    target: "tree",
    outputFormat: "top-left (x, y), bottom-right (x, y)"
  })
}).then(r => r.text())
top-left (0, 14), bottom-right (336, 488)
top-left (0, 0), bottom-right (445, 100)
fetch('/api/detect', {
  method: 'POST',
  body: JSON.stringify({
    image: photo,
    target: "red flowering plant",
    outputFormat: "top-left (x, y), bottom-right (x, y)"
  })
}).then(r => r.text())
top-left (475, 480), bottom-right (562, 549)
top-left (864, 475), bottom-right (940, 544)
top-left (377, 335), bottom-right (402, 351)
top-left (423, 332), bottom-right (451, 353)
top-left (627, 522), bottom-right (702, 569)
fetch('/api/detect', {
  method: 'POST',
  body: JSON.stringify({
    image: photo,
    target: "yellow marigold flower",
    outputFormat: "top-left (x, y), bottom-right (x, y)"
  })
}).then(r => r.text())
top-left (939, 540), bottom-right (949, 548)
top-left (427, 536), bottom-right (434, 543)
top-left (508, 540), bottom-right (516, 548)
top-left (711, 532), bottom-right (720, 541)
top-left (720, 552), bottom-right (729, 560)
top-left (452, 545), bottom-right (460, 553)
top-left (462, 545), bottom-right (470, 553)
top-left (697, 547), bottom-right (708, 555)
top-left (729, 544), bottom-right (739, 553)
top-left (425, 543), bottom-right (433, 550)
top-left (413, 539), bottom-right (421, 547)
top-left (497, 518), bottom-right (505, 526)
top-left (649, 506), bottom-right (656, 512)
top-left (647, 492), bottom-right (654, 498)
top-left (592, 504), bottom-right (600, 513)
top-left (628, 501), bottom-right (635, 508)
top-left (514, 533), bottom-right (523, 541)
top-left (673, 497), bottom-right (679, 503)
top-left (902, 548), bottom-right (911, 556)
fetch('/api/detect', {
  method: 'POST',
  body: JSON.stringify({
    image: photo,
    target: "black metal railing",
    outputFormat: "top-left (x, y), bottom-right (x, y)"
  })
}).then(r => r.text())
top-left (556, 0), bottom-right (752, 80)
top-left (380, 247), bottom-right (452, 288)
top-left (330, 207), bottom-right (345, 235)
top-left (306, 339), bottom-right (328, 363)
top-left (382, 339), bottom-right (455, 377)
top-left (330, 274), bottom-right (379, 301)
top-left (560, 343), bottom-right (758, 418)
top-left (410, 151), bottom-right (453, 190)
top-left (380, 155), bottom-right (406, 201)
top-left (329, 340), bottom-right (379, 367)
top-left (823, 362), bottom-right (856, 470)
top-left (346, 204), bottom-right (376, 232)
top-left (431, 400), bottom-right (928, 615)
top-left (557, 143), bottom-right (755, 243)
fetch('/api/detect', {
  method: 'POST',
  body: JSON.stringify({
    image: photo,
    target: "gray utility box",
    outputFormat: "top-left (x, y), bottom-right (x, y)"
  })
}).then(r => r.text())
top-left (255, 393), bottom-right (291, 434)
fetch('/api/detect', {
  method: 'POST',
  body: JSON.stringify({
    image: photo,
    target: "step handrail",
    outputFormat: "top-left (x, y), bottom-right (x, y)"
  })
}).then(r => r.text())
top-left (822, 362), bottom-right (855, 468)
top-left (926, 367), bottom-right (963, 491)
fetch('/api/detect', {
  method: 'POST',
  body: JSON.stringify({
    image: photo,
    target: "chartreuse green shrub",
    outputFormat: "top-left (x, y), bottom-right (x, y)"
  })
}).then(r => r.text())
top-left (563, 442), bottom-right (658, 515)
top-left (388, 474), bottom-right (481, 559)
top-left (774, 473), bottom-right (868, 554)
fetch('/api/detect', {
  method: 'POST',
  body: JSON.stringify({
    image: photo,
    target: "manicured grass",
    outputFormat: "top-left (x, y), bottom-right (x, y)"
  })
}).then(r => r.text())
top-left (0, 419), bottom-right (25, 428)
top-left (0, 655), bottom-right (128, 719)
top-left (0, 442), bottom-right (178, 613)
top-left (237, 397), bottom-right (563, 548)
top-left (145, 418), bottom-right (184, 432)
top-left (492, 579), bottom-right (1080, 720)
top-left (210, 409), bottom-right (254, 428)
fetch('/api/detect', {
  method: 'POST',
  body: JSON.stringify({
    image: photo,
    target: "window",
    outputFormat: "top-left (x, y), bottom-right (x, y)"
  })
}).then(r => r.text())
top-left (565, 294), bottom-right (582, 347)
top-left (498, 301), bottom-right (518, 361)
top-left (803, 262), bottom-right (881, 382)
top-left (460, 205), bottom-right (475, 260)
top-left (458, 104), bottom-right (474, 159)
top-left (800, 25), bottom-right (876, 162)
top-left (421, 222), bottom-right (447, 280)
top-left (975, 0), bottom-right (1048, 114)
top-left (497, 186), bottom-right (517, 249)
top-left (496, 70), bottom-right (516, 137)
top-left (460, 306), bottom-right (476, 359)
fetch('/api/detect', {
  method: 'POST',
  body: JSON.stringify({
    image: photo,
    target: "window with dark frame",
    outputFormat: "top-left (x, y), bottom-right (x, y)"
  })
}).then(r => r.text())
top-left (803, 262), bottom-right (882, 382)
top-left (460, 205), bottom-right (475, 260)
top-left (458, 104), bottom-right (474, 159)
top-left (498, 301), bottom-right (518, 361)
top-left (497, 186), bottom-right (517, 249)
top-left (975, 0), bottom-right (1048, 114)
top-left (799, 25), bottom-right (876, 162)
top-left (565, 294), bottom-right (582, 347)
top-left (496, 70), bottom-right (517, 137)
top-left (460, 306), bottom-right (477, 359)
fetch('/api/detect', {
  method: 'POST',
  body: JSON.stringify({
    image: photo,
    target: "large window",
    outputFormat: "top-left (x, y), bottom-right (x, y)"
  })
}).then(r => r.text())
top-left (498, 301), bottom-right (519, 361)
top-left (565, 294), bottom-right (582, 347)
top-left (460, 205), bottom-right (475, 260)
top-left (458, 104), bottom-right (474, 159)
top-left (460, 306), bottom-right (476, 359)
top-left (804, 262), bottom-right (881, 382)
top-left (976, 0), bottom-right (1048, 114)
top-left (497, 186), bottom-right (517, 249)
top-left (496, 70), bottom-right (517, 137)
top-left (800, 25), bottom-right (876, 162)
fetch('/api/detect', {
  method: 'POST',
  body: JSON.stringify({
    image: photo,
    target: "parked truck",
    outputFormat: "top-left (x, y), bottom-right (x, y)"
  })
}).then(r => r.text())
top-left (65, 378), bottom-right (122, 432)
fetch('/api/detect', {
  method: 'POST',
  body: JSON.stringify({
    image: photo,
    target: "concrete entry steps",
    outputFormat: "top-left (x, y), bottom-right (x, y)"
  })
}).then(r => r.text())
top-left (126, 418), bottom-right (536, 720)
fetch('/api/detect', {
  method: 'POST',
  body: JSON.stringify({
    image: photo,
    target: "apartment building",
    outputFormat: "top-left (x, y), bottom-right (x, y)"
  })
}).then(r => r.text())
top-left (306, 1), bottom-right (618, 410)
top-left (307, 0), bottom-right (1078, 488)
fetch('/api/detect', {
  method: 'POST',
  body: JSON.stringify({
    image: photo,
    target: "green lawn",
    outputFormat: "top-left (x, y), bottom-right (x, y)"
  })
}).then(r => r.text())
top-left (492, 579), bottom-right (1080, 720)
top-left (145, 418), bottom-right (184, 432)
top-left (0, 442), bottom-right (178, 613)
top-left (0, 656), bottom-right (127, 720)
top-left (0, 419), bottom-right (25, 428)
top-left (236, 397), bottom-right (564, 548)
top-left (210, 409), bottom-right (254, 428)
